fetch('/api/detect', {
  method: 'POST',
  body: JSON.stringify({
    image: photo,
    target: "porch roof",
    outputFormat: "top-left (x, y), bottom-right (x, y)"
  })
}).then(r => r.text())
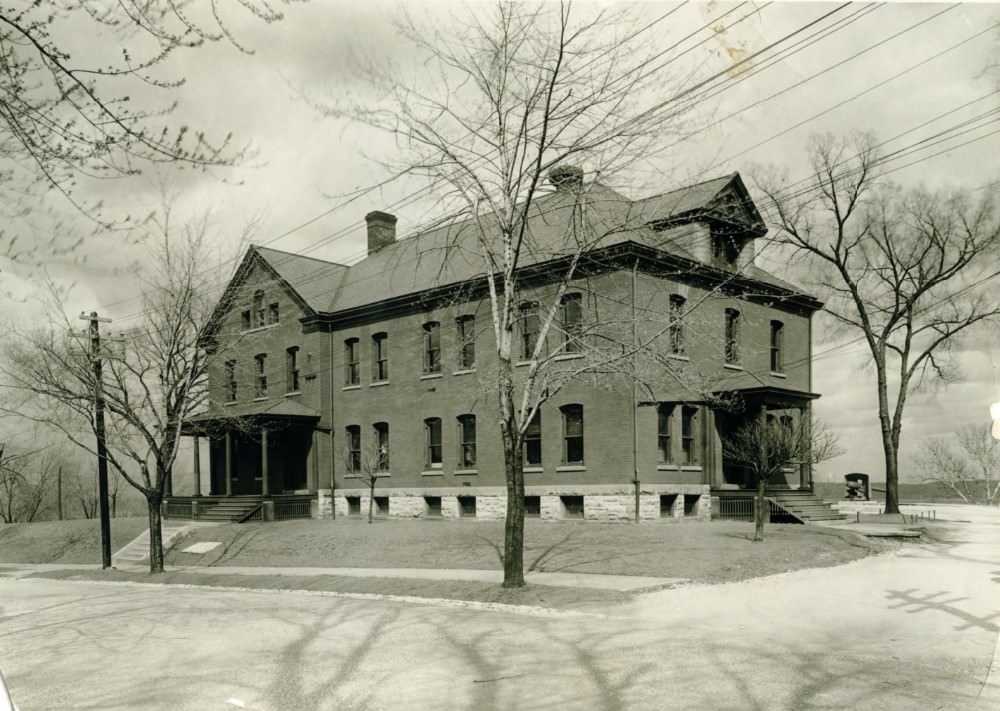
top-left (715, 385), bottom-right (821, 408)
top-left (182, 398), bottom-right (321, 435)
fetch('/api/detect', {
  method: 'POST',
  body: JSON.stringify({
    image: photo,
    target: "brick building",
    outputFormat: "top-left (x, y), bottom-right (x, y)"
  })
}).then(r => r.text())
top-left (174, 172), bottom-right (823, 523)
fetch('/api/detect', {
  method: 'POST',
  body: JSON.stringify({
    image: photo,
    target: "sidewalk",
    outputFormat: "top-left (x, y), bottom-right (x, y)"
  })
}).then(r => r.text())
top-left (114, 563), bottom-right (685, 592)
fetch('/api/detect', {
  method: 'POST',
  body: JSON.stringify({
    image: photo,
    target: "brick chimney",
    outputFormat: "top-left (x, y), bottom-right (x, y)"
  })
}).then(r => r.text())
top-left (549, 165), bottom-right (584, 191)
top-left (365, 211), bottom-right (397, 254)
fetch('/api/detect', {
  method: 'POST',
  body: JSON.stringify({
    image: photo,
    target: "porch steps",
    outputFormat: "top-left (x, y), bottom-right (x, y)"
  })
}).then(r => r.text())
top-left (768, 490), bottom-right (848, 523)
top-left (196, 498), bottom-right (264, 522)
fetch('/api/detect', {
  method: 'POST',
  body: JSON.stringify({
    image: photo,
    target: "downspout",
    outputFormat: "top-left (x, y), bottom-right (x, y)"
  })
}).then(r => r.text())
top-left (632, 259), bottom-right (640, 523)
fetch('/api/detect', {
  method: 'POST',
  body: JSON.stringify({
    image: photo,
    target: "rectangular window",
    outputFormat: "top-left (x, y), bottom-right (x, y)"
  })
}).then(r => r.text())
top-left (286, 347), bottom-right (300, 392)
top-left (458, 414), bottom-right (476, 467)
top-left (373, 422), bottom-right (389, 471)
top-left (268, 302), bottom-right (279, 324)
top-left (524, 411), bottom-right (542, 466)
top-left (424, 496), bottom-right (442, 517)
top-left (681, 406), bottom-right (698, 465)
top-left (345, 338), bottom-right (360, 385)
top-left (561, 404), bottom-right (584, 465)
top-left (254, 353), bottom-right (267, 397)
top-left (346, 425), bottom-right (361, 473)
top-left (224, 360), bottom-right (237, 402)
top-left (519, 302), bottom-right (539, 361)
top-left (241, 310), bottom-right (251, 331)
top-left (560, 293), bottom-right (583, 353)
top-left (669, 295), bottom-right (685, 355)
top-left (456, 315), bottom-right (476, 369)
top-left (724, 308), bottom-right (741, 365)
top-left (253, 290), bottom-right (265, 327)
top-left (425, 417), bottom-right (442, 468)
top-left (423, 322), bottom-right (441, 374)
top-left (346, 496), bottom-right (361, 516)
top-left (372, 333), bottom-right (389, 381)
top-left (458, 495), bottom-right (476, 518)
top-left (770, 320), bottom-right (784, 372)
top-left (657, 404), bottom-right (674, 463)
top-left (561, 495), bottom-right (584, 519)
top-left (525, 496), bottom-right (541, 518)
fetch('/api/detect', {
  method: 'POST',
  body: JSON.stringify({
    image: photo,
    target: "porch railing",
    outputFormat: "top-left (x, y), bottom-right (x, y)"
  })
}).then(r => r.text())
top-left (714, 496), bottom-right (790, 522)
top-left (274, 498), bottom-right (312, 520)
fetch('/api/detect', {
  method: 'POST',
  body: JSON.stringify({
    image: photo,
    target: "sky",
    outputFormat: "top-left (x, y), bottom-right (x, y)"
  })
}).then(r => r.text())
top-left (3, 1), bottom-right (1000, 482)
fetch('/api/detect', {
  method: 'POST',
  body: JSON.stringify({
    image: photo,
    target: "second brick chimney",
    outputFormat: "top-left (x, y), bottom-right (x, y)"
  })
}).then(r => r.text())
top-left (365, 211), bottom-right (397, 254)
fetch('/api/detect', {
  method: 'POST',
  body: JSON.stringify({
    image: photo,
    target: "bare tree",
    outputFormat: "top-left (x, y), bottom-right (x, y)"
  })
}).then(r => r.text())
top-left (327, 2), bottom-right (721, 588)
top-left (343, 438), bottom-right (389, 524)
top-left (1, 206), bottom-right (232, 571)
top-left (915, 424), bottom-right (1000, 505)
top-left (757, 133), bottom-right (1000, 515)
top-left (722, 416), bottom-right (842, 541)
top-left (0, 1), bottom-right (291, 263)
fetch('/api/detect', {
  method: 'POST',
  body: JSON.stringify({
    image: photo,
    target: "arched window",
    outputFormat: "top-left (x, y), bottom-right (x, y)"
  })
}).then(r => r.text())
top-left (560, 404), bottom-right (584, 464)
top-left (253, 290), bottom-right (265, 327)
top-left (724, 308), bottom-right (741, 365)
top-left (423, 322), bottom-right (441, 374)
top-left (669, 295), bottom-right (685, 355)
top-left (770, 320), bottom-right (784, 373)
top-left (373, 422), bottom-right (389, 471)
top-left (457, 414), bottom-right (476, 468)
top-left (519, 301), bottom-right (540, 360)
top-left (560, 293), bottom-right (583, 353)
top-left (372, 332), bottom-right (389, 381)
top-left (424, 417), bottom-right (442, 468)
top-left (345, 425), bottom-right (361, 473)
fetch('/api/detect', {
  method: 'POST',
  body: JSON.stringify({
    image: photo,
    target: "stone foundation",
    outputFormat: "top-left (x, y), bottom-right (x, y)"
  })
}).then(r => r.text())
top-left (325, 484), bottom-right (711, 522)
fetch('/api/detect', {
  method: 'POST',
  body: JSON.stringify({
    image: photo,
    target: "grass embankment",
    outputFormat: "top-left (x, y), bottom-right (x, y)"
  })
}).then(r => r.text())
top-left (0, 517), bottom-right (149, 564)
top-left (4, 518), bottom-right (893, 609)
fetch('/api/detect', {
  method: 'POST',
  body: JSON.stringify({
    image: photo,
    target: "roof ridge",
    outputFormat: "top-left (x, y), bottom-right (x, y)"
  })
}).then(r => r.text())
top-left (254, 243), bottom-right (348, 267)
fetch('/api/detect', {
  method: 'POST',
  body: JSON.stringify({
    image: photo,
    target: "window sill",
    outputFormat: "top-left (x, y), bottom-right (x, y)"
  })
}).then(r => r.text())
top-left (421, 470), bottom-right (444, 477)
top-left (253, 396), bottom-right (268, 402)
top-left (723, 363), bottom-right (744, 371)
top-left (285, 391), bottom-right (302, 398)
top-left (343, 473), bottom-right (360, 479)
top-left (369, 381), bottom-right (390, 388)
top-left (554, 352), bottom-right (583, 361)
top-left (769, 372), bottom-right (787, 378)
top-left (224, 400), bottom-right (238, 406)
top-left (420, 373), bottom-right (443, 380)
top-left (656, 464), bottom-right (677, 471)
top-left (454, 469), bottom-right (478, 476)
top-left (668, 354), bottom-right (690, 362)
top-left (240, 323), bottom-right (278, 335)
top-left (453, 368), bottom-right (476, 376)
top-left (342, 385), bottom-right (361, 391)
top-left (681, 465), bottom-right (703, 471)
top-left (557, 465), bottom-right (586, 472)
top-left (524, 466), bottom-right (544, 474)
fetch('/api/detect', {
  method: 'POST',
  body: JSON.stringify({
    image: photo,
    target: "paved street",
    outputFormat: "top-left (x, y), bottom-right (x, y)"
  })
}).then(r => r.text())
top-left (1, 505), bottom-right (997, 710)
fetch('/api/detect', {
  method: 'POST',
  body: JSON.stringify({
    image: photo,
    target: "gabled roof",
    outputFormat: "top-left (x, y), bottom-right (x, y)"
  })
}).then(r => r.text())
top-left (633, 172), bottom-right (767, 237)
top-left (201, 245), bottom-right (349, 343)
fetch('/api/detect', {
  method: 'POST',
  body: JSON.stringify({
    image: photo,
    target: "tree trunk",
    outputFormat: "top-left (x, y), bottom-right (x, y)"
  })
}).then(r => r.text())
top-left (754, 477), bottom-right (767, 542)
top-left (368, 478), bottom-right (375, 524)
top-left (147, 493), bottom-right (165, 574)
top-left (498, 362), bottom-right (525, 588)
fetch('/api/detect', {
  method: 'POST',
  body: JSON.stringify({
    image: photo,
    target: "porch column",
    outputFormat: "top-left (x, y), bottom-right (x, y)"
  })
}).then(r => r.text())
top-left (261, 428), bottom-right (270, 497)
top-left (224, 431), bottom-right (233, 496)
top-left (800, 406), bottom-right (813, 490)
top-left (192, 436), bottom-right (202, 497)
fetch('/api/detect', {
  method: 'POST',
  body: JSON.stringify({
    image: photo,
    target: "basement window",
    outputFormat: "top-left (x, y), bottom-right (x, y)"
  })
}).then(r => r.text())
top-left (424, 496), bottom-right (442, 517)
top-left (660, 494), bottom-right (678, 518)
top-left (683, 494), bottom-right (700, 517)
top-left (525, 496), bottom-right (541, 518)
top-left (374, 496), bottom-right (389, 517)
top-left (346, 496), bottom-right (361, 517)
top-left (458, 496), bottom-right (476, 518)
top-left (560, 495), bottom-right (584, 520)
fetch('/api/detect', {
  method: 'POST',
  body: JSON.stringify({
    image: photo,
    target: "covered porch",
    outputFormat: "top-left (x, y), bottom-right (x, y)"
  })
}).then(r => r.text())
top-left (171, 399), bottom-right (322, 521)
top-left (712, 385), bottom-right (821, 492)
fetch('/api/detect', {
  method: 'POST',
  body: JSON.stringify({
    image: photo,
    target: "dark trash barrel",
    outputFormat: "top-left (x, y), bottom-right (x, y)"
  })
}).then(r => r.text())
top-left (845, 472), bottom-right (870, 500)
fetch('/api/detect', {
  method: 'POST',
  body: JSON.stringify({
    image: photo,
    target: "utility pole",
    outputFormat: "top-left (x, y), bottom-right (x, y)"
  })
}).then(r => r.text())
top-left (80, 311), bottom-right (112, 569)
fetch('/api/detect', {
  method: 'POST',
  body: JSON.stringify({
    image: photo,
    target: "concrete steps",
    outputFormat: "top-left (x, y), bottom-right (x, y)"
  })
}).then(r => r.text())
top-left (111, 522), bottom-right (215, 567)
top-left (768, 490), bottom-right (848, 523)
top-left (195, 499), bottom-right (263, 522)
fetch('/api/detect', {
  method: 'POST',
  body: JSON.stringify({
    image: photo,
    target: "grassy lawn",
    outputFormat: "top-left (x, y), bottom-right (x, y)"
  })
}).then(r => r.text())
top-left (0, 517), bottom-right (149, 564)
top-left (4, 517), bottom-right (893, 609)
top-left (163, 517), bottom-right (890, 583)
